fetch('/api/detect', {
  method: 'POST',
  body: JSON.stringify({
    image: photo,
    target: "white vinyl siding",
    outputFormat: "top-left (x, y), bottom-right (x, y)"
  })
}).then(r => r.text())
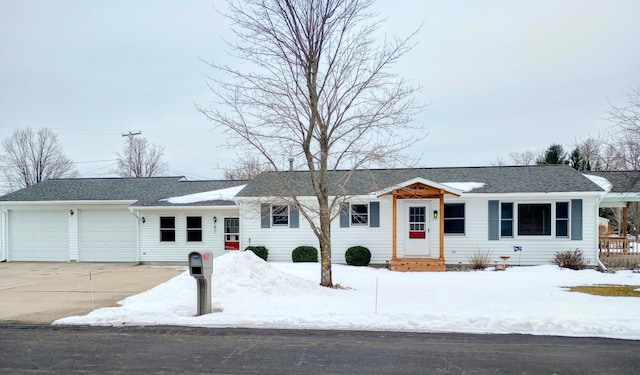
top-left (78, 209), bottom-right (137, 262)
top-left (8, 209), bottom-right (68, 261)
top-left (444, 195), bottom-right (599, 266)
top-left (240, 198), bottom-right (392, 264)
top-left (138, 208), bottom-right (240, 262)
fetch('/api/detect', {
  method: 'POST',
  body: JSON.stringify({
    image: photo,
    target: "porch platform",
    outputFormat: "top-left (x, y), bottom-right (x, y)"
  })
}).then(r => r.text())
top-left (390, 258), bottom-right (446, 272)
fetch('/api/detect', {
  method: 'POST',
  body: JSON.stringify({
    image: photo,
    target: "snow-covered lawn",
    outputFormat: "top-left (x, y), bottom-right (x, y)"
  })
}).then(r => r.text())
top-left (54, 252), bottom-right (640, 340)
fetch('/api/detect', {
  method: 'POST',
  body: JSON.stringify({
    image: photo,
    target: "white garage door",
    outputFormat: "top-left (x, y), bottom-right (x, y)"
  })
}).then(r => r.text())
top-left (9, 210), bottom-right (69, 261)
top-left (78, 209), bottom-right (137, 262)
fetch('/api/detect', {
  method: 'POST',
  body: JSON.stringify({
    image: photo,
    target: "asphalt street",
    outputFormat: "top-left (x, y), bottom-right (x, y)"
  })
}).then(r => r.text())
top-left (1, 325), bottom-right (638, 374)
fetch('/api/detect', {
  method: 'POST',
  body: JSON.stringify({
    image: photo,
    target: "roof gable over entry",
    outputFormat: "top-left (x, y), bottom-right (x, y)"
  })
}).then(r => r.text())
top-left (376, 178), bottom-right (463, 198)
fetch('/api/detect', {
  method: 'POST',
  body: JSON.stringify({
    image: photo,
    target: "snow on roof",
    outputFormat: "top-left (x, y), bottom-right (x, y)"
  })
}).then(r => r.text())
top-left (441, 182), bottom-right (485, 192)
top-left (583, 174), bottom-right (612, 193)
top-left (161, 184), bottom-right (246, 204)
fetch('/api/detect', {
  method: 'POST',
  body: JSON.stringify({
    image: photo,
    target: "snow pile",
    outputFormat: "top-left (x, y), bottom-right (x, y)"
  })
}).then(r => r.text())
top-left (161, 185), bottom-right (246, 204)
top-left (54, 252), bottom-right (640, 339)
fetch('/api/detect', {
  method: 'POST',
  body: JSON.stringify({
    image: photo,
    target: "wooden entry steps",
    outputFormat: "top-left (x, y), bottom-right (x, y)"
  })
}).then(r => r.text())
top-left (391, 258), bottom-right (446, 272)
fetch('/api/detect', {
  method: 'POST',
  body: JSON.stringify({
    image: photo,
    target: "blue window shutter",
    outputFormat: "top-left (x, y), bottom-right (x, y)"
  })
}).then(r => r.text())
top-left (340, 203), bottom-right (350, 228)
top-left (488, 200), bottom-right (499, 240)
top-left (290, 205), bottom-right (299, 228)
top-left (370, 202), bottom-right (380, 227)
top-left (261, 204), bottom-right (270, 228)
top-left (571, 199), bottom-right (583, 240)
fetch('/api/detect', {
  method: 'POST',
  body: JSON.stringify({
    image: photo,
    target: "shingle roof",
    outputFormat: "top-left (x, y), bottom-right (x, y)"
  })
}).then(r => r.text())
top-left (236, 165), bottom-right (604, 197)
top-left (0, 177), bottom-right (247, 207)
top-left (587, 171), bottom-right (640, 193)
top-left (0, 166), bottom-right (608, 205)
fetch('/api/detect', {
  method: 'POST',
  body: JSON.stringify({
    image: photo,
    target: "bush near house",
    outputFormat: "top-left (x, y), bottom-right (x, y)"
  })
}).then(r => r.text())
top-left (467, 248), bottom-right (492, 270)
top-left (292, 246), bottom-right (318, 262)
top-left (553, 249), bottom-right (589, 270)
top-left (345, 246), bottom-right (371, 266)
top-left (245, 246), bottom-right (269, 261)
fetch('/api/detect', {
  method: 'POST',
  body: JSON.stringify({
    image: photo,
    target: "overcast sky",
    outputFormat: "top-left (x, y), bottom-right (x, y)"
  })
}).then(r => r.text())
top-left (1, 0), bottom-right (639, 180)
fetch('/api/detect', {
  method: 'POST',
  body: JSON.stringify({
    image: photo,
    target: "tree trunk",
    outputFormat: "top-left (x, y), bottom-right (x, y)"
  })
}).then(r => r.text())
top-left (318, 203), bottom-right (333, 287)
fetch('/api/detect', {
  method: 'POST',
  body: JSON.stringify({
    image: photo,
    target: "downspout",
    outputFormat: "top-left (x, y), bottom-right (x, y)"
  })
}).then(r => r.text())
top-left (594, 194), bottom-right (607, 272)
top-left (129, 208), bottom-right (141, 264)
top-left (1, 207), bottom-right (7, 261)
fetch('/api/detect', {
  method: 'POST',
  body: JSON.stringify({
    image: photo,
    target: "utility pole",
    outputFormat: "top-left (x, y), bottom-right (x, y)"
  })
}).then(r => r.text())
top-left (122, 131), bottom-right (141, 177)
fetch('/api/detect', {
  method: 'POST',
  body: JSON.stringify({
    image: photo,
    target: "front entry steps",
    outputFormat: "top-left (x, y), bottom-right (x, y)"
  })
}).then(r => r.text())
top-left (391, 258), bottom-right (446, 272)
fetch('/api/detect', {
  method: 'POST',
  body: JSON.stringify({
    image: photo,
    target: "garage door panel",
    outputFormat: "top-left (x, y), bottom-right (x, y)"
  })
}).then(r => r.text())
top-left (78, 210), bottom-right (137, 262)
top-left (9, 210), bottom-right (68, 261)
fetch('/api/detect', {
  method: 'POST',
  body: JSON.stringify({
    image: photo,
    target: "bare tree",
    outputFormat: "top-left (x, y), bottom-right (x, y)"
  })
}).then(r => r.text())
top-left (199, 0), bottom-right (422, 286)
top-left (224, 156), bottom-right (272, 180)
top-left (489, 157), bottom-right (506, 166)
top-left (114, 137), bottom-right (168, 177)
top-left (606, 85), bottom-right (640, 170)
top-left (508, 150), bottom-right (538, 166)
top-left (1, 127), bottom-right (77, 192)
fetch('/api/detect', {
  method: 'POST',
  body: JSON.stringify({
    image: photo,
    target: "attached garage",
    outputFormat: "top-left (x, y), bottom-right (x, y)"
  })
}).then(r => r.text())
top-left (1, 177), bottom-right (248, 263)
top-left (78, 209), bottom-right (137, 262)
top-left (8, 209), bottom-right (69, 261)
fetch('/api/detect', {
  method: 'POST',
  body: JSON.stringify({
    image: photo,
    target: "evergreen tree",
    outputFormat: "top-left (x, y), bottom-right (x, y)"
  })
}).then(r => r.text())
top-left (536, 144), bottom-right (569, 165)
top-left (569, 147), bottom-right (590, 171)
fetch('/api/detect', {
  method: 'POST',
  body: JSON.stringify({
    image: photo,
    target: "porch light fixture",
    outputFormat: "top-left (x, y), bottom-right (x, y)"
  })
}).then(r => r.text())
top-left (69, 209), bottom-right (74, 216)
top-left (213, 216), bottom-right (217, 224)
top-left (433, 210), bottom-right (438, 219)
top-left (141, 217), bottom-right (146, 224)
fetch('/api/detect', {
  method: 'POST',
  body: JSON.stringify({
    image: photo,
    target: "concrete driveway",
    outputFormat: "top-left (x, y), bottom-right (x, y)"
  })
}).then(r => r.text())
top-left (0, 262), bottom-right (183, 324)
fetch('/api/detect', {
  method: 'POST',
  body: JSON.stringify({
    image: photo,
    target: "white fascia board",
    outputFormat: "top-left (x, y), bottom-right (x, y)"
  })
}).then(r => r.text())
top-left (600, 192), bottom-right (640, 206)
top-left (453, 191), bottom-right (605, 199)
top-left (129, 204), bottom-right (239, 211)
top-left (0, 200), bottom-right (137, 207)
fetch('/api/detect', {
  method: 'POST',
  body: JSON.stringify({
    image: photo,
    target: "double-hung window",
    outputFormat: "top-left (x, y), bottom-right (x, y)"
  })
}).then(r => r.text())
top-left (500, 202), bottom-right (513, 237)
top-left (272, 205), bottom-right (289, 226)
top-left (444, 203), bottom-right (465, 234)
top-left (340, 202), bottom-right (380, 228)
top-left (186, 216), bottom-right (203, 242)
top-left (351, 204), bottom-right (368, 225)
top-left (160, 216), bottom-right (176, 242)
top-left (556, 202), bottom-right (569, 237)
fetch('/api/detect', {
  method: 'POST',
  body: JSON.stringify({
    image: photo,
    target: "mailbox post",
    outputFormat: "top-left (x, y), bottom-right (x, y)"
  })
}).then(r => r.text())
top-left (188, 251), bottom-right (213, 315)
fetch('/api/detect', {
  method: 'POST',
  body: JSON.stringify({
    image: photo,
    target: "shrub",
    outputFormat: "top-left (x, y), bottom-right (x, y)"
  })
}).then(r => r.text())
top-left (345, 246), bottom-right (371, 266)
top-left (553, 249), bottom-right (589, 270)
top-left (467, 248), bottom-right (492, 270)
top-left (245, 246), bottom-right (268, 261)
top-left (292, 246), bottom-right (318, 262)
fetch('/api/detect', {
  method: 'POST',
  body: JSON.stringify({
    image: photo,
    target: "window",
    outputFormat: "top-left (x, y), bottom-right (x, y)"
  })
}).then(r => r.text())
top-left (160, 216), bottom-right (175, 242)
top-left (518, 204), bottom-right (551, 236)
top-left (556, 202), bottom-right (569, 237)
top-left (501, 202), bottom-right (513, 237)
top-left (351, 204), bottom-right (368, 225)
top-left (409, 206), bottom-right (426, 238)
top-left (340, 202), bottom-right (379, 228)
top-left (224, 217), bottom-right (240, 250)
top-left (444, 203), bottom-right (465, 234)
top-left (186, 216), bottom-right (202, 242)
top-left (272, 205), bottom-right (289, 225)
